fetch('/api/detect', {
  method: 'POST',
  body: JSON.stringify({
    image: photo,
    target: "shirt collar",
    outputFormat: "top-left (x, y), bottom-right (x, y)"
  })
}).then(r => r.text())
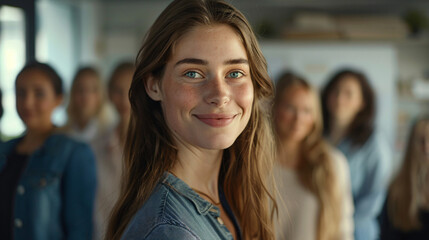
top-left (161, 172), bottom-right (216, 215)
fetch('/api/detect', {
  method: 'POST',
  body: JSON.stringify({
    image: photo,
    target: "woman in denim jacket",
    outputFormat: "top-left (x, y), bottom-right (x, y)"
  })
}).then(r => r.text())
top-left (105, 0), bottom-right (277, 239)
top-left (0, 62), bottom-right (97, 240)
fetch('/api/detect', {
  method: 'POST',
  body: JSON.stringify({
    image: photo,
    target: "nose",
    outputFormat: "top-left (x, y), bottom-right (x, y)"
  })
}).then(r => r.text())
top-left (204, 75), bottom-right (230, 107)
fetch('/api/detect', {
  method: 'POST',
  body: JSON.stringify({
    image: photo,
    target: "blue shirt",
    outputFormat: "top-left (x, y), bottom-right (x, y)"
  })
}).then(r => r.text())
top-left (0, 134), bottom-right (97, 240)
top-left (122, 172), bottom-right (242, 240)
top-left (335, 133), bottom-right (392, 240)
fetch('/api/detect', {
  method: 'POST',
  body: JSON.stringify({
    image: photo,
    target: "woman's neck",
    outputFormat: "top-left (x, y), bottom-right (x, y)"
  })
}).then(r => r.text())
top-left (17, 125), bottom-right (55, 154)
top-left (329, 118), bottom-right (350, 145)
top-left (277, 138), bottom-right (300, 169)
top-left (170, 142), bottom-right (222, 200)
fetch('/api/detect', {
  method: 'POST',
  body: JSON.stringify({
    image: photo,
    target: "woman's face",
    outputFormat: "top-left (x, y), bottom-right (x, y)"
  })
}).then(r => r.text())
top-left (16, 69), bottom-right (62, 130)
top-left (327, 76), bottom-right (364, 125)
top-left (72, 73), bottom-right (101, 121)
top-left (109, 70), bottom-right (133, 119)
top-left (147, 24), bottom-right (254, 150)
top-left (275, 86), bottom-right (315, 143)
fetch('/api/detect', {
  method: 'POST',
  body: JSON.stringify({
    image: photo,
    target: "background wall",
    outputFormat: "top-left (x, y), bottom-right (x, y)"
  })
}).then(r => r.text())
top-left (1, 0), bottom-right (428, 160)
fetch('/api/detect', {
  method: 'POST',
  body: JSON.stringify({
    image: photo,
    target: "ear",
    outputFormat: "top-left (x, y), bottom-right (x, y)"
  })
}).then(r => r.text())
top-left (144, 74), bottom-right (163, 101)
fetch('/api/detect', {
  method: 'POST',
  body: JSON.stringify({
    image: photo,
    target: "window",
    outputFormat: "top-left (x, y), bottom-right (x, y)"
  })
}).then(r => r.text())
top-left (0, 6), bottom-right (26, 138)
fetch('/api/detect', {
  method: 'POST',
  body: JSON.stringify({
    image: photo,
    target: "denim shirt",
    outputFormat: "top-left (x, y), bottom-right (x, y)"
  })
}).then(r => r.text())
top-left (122, 172), bottom-right (242, 240)
top-left (335, 132), bottom-right (392, 240)
top-left (0, 134), bottom-right (97, 240)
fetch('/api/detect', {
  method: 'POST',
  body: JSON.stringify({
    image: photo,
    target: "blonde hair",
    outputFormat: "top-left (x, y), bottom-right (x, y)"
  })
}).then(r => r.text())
top-left (388, 115), bottom-right (429, 230)
top-left (65, 67), bottom-right (110, 131)
top-left (273, 73), bottom-right (342, 240)
top-left (106, 0), bottom-right (277, 239)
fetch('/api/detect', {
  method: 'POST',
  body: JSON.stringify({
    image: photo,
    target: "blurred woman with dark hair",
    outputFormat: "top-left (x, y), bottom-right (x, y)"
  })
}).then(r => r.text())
top-left (0, 62), bottom-right (96, 240)
top-left (380, 115), bottom-right (429, 240)
top-left (273, 72), bottom-right (354, 240)
top-left (321, 69), bottom-right (392, 240)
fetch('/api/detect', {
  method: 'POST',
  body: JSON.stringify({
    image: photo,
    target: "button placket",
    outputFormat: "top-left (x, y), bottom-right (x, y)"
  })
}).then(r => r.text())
top-left (208, 206), bottom-right (233, 239)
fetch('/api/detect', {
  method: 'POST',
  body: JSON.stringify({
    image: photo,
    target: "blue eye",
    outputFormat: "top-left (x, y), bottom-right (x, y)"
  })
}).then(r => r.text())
top-left (227, 71), bottom-right (243, 78)
top-left (185, 71), bottom-right (203, 79)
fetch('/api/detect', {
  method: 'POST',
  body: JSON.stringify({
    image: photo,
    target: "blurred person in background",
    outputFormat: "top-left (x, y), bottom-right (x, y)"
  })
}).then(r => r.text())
top-left (379, 115), bottom-right (429, 239)
top-left (64, 66), bottom-right (110, 143)
top-left (0, 62), bottom-right (97, 240)
top-left (321, 69), bottom-right (392, 240)
top-left (106, 0), bottom-right (278, 239)
top-left (273, 72), bottom-right (354, 240)
top-left (92, 61), bottom-right (134, 240)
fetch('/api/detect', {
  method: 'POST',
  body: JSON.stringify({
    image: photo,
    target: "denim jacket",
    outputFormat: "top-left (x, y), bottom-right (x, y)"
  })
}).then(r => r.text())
top-left (0, 134), bottom-right (97, 240)
top-left (122, 172), bottom-right (242, 240)
top-left (335, 132), bottom-right (392, 240)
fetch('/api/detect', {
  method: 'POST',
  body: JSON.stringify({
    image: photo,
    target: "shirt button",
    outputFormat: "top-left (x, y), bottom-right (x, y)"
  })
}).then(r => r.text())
top-left (17, 185), bottom-right (25, 195)
top-left (209, 208), bottom-right (218, 213)
top-left (15, 218), bottom-right (23, 228)
top-left (217, 217), bottom-right (224, 225)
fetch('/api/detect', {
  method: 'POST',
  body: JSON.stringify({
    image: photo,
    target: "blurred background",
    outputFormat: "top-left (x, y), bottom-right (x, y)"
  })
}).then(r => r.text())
top-left (1, 0), bottom-right (429, 160)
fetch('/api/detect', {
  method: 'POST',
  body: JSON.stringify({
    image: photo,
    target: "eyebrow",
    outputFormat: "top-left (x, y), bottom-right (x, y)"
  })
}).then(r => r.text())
top-left (175, 58), bottom-right (249, 67)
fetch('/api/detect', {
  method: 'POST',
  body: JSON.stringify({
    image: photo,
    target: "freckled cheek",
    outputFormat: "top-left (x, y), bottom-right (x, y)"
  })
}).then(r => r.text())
top-left (164, 84), bottom-right (200, 112)
top-left (235, 83), bottom-right (254, 114)
top-left (162, 84), bottom-right (201, 131)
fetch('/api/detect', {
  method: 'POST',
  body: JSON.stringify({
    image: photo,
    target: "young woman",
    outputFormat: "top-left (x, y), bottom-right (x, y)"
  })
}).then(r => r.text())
top-left (0, 62), bottom-right (97, 240)
top-left (380, 115), bottom-right (429, 239)
top-left (65, 66), bottom-right (110, 143)
top-left (273, 73), bottom-right (354, 240)
top-left (321, 69), bottom-right (392, 240)
top-left (92, 61), bottom-right (134, 240)
top-left (106, 0), bottom-right (276, 239)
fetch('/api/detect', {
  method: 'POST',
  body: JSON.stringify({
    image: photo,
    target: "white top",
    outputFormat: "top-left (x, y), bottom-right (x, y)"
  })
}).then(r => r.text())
top-left (91, 126), bottom-right (124, 240)
top-left (67, 119), bottom-right (100, 143)
top-left (274, 149), bottom-right (354, 240)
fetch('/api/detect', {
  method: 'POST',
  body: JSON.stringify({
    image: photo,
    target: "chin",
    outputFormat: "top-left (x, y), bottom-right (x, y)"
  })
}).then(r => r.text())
top-left (196, 136), bottom-right (237, 150)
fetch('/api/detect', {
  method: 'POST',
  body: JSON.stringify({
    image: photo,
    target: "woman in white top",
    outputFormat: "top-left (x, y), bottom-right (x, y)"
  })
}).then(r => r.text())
top-left (272, 72), bottom-right (354, 240)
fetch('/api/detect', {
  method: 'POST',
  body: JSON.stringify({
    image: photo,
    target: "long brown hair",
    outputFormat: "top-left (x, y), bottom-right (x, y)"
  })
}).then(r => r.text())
top-left (106, 0), bottom-right (276, 239)
top-left (321, 69), bottom-right (375, 147)
top-left (273, 72), bottom-right (342, 240)
top-left (387, 115), bottom-right (429, 230)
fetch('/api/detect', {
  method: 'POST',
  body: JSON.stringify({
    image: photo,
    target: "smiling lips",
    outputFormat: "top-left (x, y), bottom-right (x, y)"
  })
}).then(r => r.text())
top-left (194, 113), bottom-right (237, 127)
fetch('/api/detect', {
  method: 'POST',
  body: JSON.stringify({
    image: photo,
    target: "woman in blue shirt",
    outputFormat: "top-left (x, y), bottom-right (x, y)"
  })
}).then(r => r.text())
top-left (106, 0), bottom-right (277, 239)
top-left (321, 69), bottom-right (392, 240)
top-left (0, 62), bottom-right (97, 240)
